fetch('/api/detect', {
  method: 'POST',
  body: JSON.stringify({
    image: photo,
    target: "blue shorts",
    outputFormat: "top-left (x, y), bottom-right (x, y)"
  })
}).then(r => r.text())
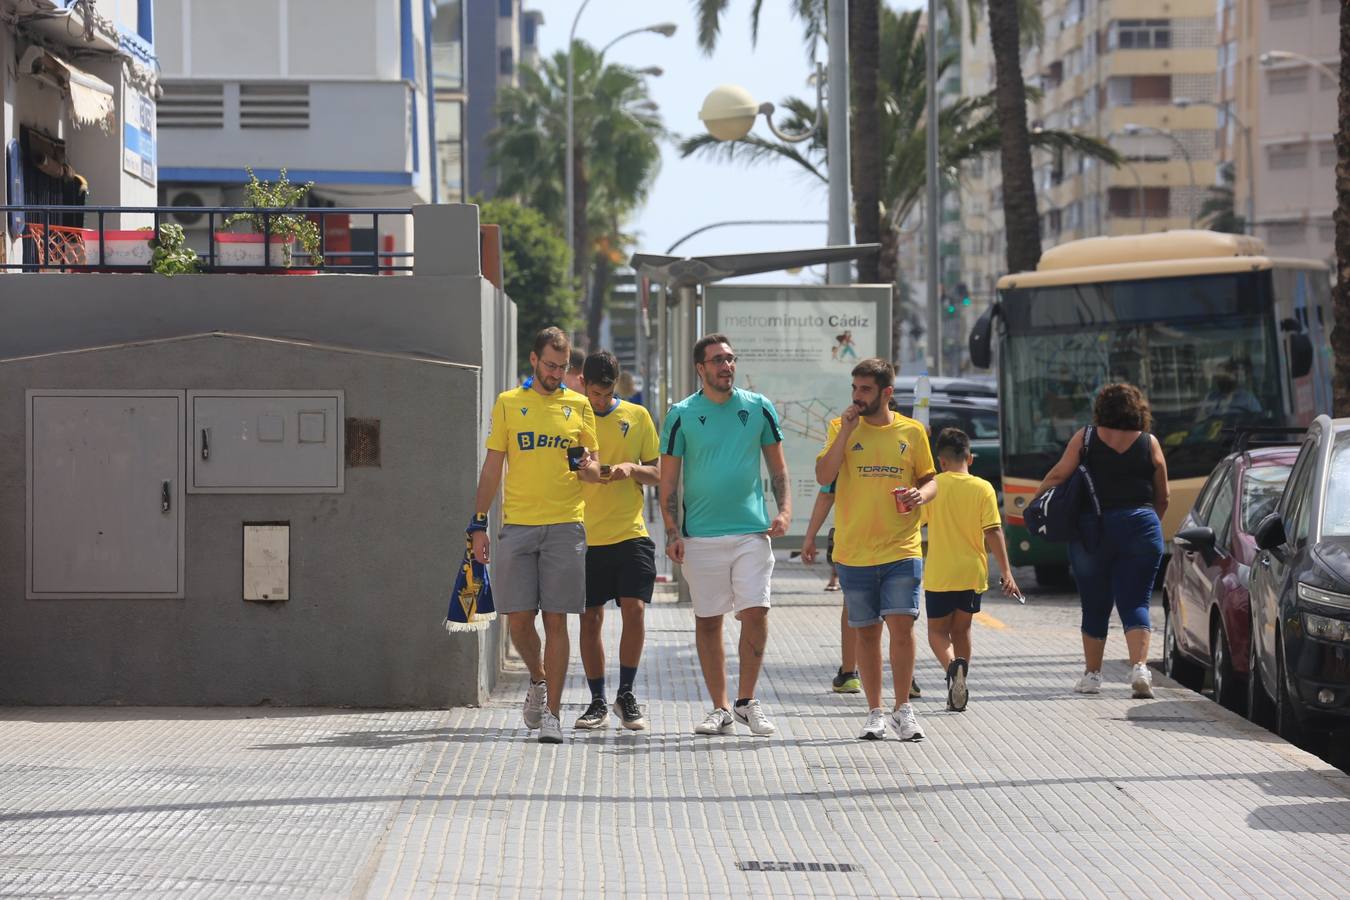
top-left (836, 558), bottom-right (923, 627)
top-left (925, 590), bottom-right (982, 619)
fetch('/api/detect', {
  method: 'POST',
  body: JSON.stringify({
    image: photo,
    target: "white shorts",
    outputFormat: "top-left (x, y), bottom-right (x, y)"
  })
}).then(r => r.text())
top-left (682, 533), bottom-right (774, 618)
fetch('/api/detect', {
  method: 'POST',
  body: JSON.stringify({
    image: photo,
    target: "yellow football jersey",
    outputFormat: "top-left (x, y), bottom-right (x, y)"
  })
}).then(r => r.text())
top-left (486, 385), bottom-right (597, 525)
top-left (580, 400), bottom-right (660, 546)
top-left (921, 472), bottom-right (1001, 591)
top-left (818, 413), bottom-right (935, 566)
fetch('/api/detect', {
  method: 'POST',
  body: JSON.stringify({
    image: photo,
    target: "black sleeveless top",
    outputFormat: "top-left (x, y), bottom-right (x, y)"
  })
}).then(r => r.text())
top-left (1087, 431), bottom-right (1155, 509)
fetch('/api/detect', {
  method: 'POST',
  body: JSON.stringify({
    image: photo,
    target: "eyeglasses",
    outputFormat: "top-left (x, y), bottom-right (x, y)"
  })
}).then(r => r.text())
top-left (702, 354), bottom-right (737, 367)
top-left (538, 360), bottom-right (567, 374)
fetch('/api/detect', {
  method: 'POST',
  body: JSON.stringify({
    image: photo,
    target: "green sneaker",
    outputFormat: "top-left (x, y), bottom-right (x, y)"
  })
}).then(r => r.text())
top-left (831, 668), bottom-right (861, 693)
top-left (909, 678), bottom-right (922, 699)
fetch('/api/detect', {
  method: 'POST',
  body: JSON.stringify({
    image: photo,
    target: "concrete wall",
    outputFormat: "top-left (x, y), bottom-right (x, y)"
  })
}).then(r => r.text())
top-left (0, 334), bottom-right (494, 707)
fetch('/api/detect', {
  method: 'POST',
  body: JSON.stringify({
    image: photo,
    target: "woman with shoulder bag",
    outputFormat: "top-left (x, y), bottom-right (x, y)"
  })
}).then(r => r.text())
top-left (1036, 383), bottom-right (1169, 698)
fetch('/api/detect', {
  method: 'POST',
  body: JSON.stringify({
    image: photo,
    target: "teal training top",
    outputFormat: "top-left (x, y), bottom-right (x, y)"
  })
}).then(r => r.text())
top-left (660, 388), bottom-right (783, 538)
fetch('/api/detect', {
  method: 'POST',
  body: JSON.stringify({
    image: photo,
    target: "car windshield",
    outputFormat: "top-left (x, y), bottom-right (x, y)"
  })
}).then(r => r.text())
top-left (1241, 463), bottom-right (1293, 532)
top-left (999, 273), bottom-right (1282, 479)
top-left (929, 407), bottom-right (999, 440)
top-left (1324, 431), bottom-right (1350, 537)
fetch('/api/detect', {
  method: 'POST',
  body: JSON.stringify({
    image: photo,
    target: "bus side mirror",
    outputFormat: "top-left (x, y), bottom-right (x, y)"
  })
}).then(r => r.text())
top-left (1287, 333), bottom-right (1313, 379)
top-left (969, 305), bottom-right (997, 369)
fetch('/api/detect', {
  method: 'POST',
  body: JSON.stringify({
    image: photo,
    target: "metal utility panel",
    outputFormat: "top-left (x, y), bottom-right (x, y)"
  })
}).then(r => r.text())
top-left (27, 390), bottom-right (186, 599)
top-left (189, 391), bottom-right (344, 493)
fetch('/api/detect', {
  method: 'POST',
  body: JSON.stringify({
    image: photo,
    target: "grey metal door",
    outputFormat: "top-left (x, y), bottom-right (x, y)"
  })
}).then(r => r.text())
top-left (28, 391), bottom-right (185, 598)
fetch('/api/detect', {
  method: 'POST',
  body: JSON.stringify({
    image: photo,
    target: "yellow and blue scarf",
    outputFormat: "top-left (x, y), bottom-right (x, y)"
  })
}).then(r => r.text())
top-left (445, 535), bottom-right (495, 632)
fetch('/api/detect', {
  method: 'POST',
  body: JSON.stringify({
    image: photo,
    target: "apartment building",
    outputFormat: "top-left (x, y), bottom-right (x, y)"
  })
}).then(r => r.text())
top-left (2, 0), bottom-right (160, 265)
top-left (1220, 0), bottom-right (1338, 263)
top-left (958, 0), bottom-right (1220, 284)
top-left (464, 0), bottom-right (543, 200)
top-left (153, 0), bottom-right (437, 259)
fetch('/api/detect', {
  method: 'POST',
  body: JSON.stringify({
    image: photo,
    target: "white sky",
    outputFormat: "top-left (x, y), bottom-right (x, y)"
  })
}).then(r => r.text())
top-left (525, 0), bottom-right (922, 283)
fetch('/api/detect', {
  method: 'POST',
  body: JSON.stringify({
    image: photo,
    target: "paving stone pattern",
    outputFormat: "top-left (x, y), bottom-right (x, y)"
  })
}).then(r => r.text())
top-left (2, 562), bottom-right (1348, 898)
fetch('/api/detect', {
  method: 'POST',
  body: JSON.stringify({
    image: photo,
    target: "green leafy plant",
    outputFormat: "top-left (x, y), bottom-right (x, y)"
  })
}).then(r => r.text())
top-left (143, 223), bottom-right (200, 275)
top-left (222, 167), bottom-right (323, 267)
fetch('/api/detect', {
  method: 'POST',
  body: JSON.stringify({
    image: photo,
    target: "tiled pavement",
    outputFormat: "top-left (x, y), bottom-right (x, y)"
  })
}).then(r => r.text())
top-left (2, 562), bottom-right (1349, 898)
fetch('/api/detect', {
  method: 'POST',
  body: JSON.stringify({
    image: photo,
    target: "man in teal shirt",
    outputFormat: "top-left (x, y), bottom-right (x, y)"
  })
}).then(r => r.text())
top-left (659, 333), bottom-right (792, 737)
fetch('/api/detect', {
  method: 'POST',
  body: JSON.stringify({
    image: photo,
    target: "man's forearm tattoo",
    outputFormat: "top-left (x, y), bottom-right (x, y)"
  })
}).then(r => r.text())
top-left (770, 471), bottom-right (789, 511)
top-left (664, 490), bottom-right (680, 527)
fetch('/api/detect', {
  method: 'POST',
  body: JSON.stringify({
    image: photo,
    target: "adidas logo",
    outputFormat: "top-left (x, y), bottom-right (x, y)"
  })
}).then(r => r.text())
top-left (851, 442), bottom-right (864, 452)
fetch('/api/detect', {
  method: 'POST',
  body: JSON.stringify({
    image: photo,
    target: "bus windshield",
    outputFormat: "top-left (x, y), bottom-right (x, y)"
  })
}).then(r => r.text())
top-left (1000, 273), bottom-right (1283, 480)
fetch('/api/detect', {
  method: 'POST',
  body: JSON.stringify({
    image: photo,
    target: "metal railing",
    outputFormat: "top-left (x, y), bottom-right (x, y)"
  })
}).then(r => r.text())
top-left (3, 205), bottom-right (414, 274)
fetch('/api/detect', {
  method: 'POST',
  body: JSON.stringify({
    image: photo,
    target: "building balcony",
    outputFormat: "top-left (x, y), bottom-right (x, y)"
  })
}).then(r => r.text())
top-left (1102, 48), bottom-right (1217, 78)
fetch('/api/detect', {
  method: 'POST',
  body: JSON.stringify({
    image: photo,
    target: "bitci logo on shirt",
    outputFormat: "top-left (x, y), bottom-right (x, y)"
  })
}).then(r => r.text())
top-left (517, 431), bottom-right (574, 451)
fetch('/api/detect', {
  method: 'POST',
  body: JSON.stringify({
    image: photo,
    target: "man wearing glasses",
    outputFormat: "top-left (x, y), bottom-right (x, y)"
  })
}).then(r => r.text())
top-left (659, 334), bottom-right (792, 737)
top-left (471, 326), bottom-right (600, 744)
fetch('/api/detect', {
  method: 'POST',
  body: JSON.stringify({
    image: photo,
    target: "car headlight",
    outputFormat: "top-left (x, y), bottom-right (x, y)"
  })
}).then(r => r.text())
top-left (1303, 612), bottom-right (1350, 642)
top-left (1297, 582), bottom-right (1350, 610)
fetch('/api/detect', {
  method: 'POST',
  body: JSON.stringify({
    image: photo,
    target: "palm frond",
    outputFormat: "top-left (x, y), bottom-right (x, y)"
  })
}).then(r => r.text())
top-left (677, 133), bottom-right (826, 183)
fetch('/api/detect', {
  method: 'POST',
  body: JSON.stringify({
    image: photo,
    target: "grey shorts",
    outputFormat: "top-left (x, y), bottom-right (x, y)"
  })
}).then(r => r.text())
top-left (492, 522), bottom-right (587, 615)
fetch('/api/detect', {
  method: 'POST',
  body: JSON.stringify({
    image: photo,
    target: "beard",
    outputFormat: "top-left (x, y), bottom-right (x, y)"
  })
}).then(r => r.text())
top-left (535, 371), bottom-right (562, 392)
top-left (855, 396), bottom-right (883, 417)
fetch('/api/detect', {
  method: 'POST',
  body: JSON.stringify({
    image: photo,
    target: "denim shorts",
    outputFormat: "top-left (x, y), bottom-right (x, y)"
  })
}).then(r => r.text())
top-left (1069, 506), bottom-right (1163, 639)
top-left (836, 558), bottom-right (923, 627)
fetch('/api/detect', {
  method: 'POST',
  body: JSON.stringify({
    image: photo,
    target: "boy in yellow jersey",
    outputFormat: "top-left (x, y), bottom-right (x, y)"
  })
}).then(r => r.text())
top-left (816, 358), bottom-right (937, 742)
top-left (574, 351), bottom-right (661, 732)
top-left (470, 327), bottom-right (601, 745)
top-left (921, 428), bottom-right (1021, 712)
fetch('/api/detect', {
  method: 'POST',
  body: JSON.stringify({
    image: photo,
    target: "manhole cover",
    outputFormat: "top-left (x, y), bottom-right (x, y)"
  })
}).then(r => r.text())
top-left (737, 861), bottom-right (855, 873)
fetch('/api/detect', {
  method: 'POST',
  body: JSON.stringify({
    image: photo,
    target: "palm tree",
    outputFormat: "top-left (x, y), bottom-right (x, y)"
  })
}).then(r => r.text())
top-left (1335, 0), bottom-right (1350, 416)
top-left (488, 42), bottom-right (663, 349)
top-left (680, 9), bottom-right (1116, 278)
top-left (985, 0), bottom-right (1040, 274)
top-left (1198, 163), bottom-right (1246, 235)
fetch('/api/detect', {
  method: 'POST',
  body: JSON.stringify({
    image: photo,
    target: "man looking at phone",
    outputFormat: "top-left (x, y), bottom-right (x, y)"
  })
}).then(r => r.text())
top-left (574, 351), bottom-right (661, 731)
top-left (470, 327), bottom-right (600, 745)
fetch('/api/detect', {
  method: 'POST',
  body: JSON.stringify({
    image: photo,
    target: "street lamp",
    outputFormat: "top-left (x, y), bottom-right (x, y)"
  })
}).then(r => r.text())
top-left (1260, 50), bottom-right (1338, 83)
top-left (566, 5), bottom-right (676, 273)
top-left (698, 1), bottom-right (851, 287)
top-left (1174, 97), bottom-right (1254, 234)
top-left (1123, 123), bottom-right (1197, 227)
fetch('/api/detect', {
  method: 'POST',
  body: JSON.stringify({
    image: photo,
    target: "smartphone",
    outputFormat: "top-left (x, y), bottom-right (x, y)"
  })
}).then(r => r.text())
top-left (566, 446), bottom-right (585, 471)
top-left (599, 464), bottom-right (612, 478)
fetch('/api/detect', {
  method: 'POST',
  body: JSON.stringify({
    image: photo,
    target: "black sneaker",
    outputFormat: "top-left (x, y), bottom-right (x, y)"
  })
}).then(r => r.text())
top-left (574, 697), bottom-right (609, 730)
top-left (947, 658), bottom-right (969, 711)
top-left (831, 668), bottom-right (861, 693)
top-left (611, 691), bottom-right (648, 731)
top-left (909, 678), bottom-right (922, 699)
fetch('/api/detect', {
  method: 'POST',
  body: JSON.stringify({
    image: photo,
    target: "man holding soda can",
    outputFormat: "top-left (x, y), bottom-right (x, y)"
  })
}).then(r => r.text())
top-left (470, 326), bottom-right (600, 745)
top-left (815, 358), bottom-right (937, 742)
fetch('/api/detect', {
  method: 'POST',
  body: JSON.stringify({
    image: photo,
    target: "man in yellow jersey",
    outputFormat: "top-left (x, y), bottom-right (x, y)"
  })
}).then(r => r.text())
top-left (470, 327), bottom-right (600, 745)
top-left (816, 358), bottom-right (937, 742)
top-left (574, 351), bottom-right (661, 732)
top-left (921, 428), bottom-right (1021, 711)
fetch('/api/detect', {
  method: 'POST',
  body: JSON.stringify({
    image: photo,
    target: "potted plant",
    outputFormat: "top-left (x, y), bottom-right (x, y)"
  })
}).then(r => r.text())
top-left (80, 226), bottom-right (156, 267)
top-left (148, 223), bottom-right (200, 275)
top-left (216, 167), bottom-right (323, 270)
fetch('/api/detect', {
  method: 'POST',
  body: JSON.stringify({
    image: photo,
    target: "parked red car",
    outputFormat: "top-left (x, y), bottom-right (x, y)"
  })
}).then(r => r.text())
top-left (1161, 441), bottom-right (1299, 711)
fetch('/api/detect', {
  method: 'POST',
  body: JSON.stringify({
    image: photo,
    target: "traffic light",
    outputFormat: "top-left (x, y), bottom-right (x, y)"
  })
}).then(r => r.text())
top-left (957, 282), bottom-right (971, 308)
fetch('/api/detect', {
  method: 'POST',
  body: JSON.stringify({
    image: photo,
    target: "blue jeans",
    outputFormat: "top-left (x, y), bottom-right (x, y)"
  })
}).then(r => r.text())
top-left (1070, 507), bottom-right (1163, 639)
top-left (836, 558), bottom-right (923, 627)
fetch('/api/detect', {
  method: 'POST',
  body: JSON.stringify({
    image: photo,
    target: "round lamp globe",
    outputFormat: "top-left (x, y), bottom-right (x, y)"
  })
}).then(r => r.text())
top-left (699, 84), bottom-right (759, 142)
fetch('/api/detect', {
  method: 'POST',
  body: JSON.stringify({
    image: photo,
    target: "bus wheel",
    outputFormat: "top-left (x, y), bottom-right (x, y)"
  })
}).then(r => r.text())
top-left (1034, 564), bottom-right (1071, 588)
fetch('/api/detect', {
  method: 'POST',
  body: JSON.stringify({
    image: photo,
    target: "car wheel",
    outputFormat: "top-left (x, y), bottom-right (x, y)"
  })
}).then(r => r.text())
top-left (1246, 612), bottom-right (1276, 729)
top-left (1211, 616), bottom-right (1245, 714)
top-left (1274, 638), bottom-right (1306, 745)
top-left (1163, 600), bottom-right (1204, 690)
top-left (1034, 564), bottom-right (1071, 588)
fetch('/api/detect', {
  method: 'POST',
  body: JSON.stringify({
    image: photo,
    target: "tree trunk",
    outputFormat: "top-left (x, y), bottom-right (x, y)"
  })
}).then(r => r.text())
top-left (572, 149), bottom-right (591, 345)
top-left (849, 0), bottom-right (881, 283)
top-left (585, 250), bottom-right (612, 351)
top-left (987, 0), bottom-right (1042, 274)
top-left (1334, 0), bottom-right (1350, 416)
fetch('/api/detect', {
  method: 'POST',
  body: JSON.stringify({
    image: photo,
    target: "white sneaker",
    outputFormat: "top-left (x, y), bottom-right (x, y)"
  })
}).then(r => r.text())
top-left (859, 708), bottom-right (887, 741)
top-left (523, 680), bottom-right (546, 729)
top-left (890, 703), bottom-right (925, 741)
top-left (694, 707), bottom-right (735, 735)
top-left (1074, 671), bottom-right (1103, 694)
top-left (1130, 664), bottom-right (1154, 699)
top-left (732, 699), bottom-right (777, 736)
top-left (538, 709), bottom-right (563, 744)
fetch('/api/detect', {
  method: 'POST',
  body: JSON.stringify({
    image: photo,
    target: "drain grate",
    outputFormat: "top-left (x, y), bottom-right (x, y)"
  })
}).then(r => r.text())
top-left (737, 861), bottom-right (855, 873)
